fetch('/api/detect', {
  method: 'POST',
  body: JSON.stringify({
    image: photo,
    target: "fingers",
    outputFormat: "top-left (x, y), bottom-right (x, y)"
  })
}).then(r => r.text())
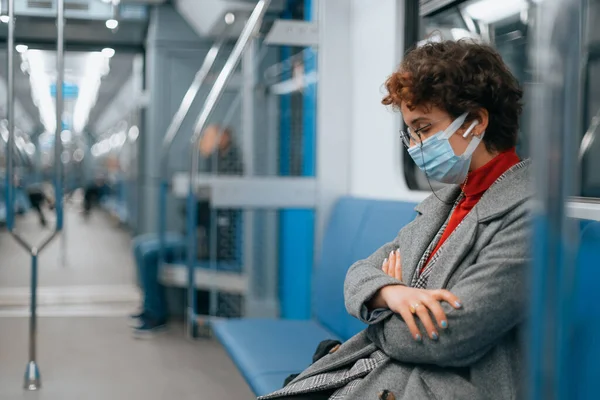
top-left (382, 257), bottom-right (389, 275)
top-left (414, 302), bottom-right (439, 341)
top-left (382, 249), bottom-right (402, 282)
top-left (398, 306), bottom-right (423, 342)
top-left (382, 250), bottom-right (396, 278)
top-left (394, 249), bottom-right (402, 281)
top-left (431, 289), bottom-right (463, 309)
top-left (421, 296), bottom-right (449, 330)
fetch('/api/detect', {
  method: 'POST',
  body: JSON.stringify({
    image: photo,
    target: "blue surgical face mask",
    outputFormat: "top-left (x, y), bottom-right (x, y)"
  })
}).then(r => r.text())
top-left (407, 112), bottom-right (484, 184)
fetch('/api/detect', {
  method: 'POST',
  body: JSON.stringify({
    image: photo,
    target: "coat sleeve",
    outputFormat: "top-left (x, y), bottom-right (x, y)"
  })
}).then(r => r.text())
top-left (365, 207), bottom-right (530, 368)
top-left (344, 233), bottom-right (406, 325)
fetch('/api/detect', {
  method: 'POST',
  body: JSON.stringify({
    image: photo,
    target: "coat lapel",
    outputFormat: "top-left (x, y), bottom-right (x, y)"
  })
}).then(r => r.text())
top-left (425, 160), bottom-right (532, 289)
top-left (400, 186), bottom-right (461, 284)
top-left (425, 213), bottom-right (478, 289)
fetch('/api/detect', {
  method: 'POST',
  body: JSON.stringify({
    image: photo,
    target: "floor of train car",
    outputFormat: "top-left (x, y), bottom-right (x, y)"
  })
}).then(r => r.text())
top-left (0, 204), bottom-right (254, 400)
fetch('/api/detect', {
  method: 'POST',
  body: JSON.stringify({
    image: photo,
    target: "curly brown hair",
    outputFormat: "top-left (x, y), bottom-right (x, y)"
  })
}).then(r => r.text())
top-left (382, 40), bottom-right (524, 153)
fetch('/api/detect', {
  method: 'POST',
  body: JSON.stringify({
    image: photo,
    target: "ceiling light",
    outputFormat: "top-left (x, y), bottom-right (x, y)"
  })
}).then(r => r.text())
top-left (73, 52), bottom-right (110, 133)
top-left (0, 15), bottom-right (9, 24)
top-left (61, 130), bottom-right (72, 143)
top-left (16, 44), bottom-right (28, 53)
top-left (128, 126), bottom-right (139, 141)
top-left (225, 13), bottom-right (235, 25)
top-left (61, 150), bottom-right (71, 164)
top-left (463, 0), bottom-right (527, 24)
top-left (102, 48), bottom-right (115, 58)
top-left (106, 19), bottom-right (118, 30)
top-left (73, 148), bottom-right (84, 162)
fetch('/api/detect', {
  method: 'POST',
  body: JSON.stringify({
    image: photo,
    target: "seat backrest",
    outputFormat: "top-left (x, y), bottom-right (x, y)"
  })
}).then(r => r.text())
top-left (569, 220), bottom-right (600, 399)
top-left (344, 201), bottom-right (418, 339)
top-left (313, 196), bottom-right (417, 339)
top-left (313, 197), bottom-right (372, 338)
top-left (573, 220), bottom-right (600, 317)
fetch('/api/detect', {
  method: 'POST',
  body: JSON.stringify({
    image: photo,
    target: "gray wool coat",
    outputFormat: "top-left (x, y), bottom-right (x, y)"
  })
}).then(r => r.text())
top-left (284, 160), bottom-right (532, 400)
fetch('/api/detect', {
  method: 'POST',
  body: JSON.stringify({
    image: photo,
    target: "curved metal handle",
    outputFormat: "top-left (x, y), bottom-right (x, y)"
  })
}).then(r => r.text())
top-left (157, 22), bottom-right (232, 283)
top-left (6, 0), bottom-right (64, 250)
top-left (189, 0), bottom-right (270, 184)
top-left (159, 24), bottom-right (232, 173)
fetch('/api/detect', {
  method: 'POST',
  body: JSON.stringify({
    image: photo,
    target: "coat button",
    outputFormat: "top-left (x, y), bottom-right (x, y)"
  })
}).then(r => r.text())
top-left (328, 344), bottom-right (341, 354)
top-left (378, 390), bottom-right (395, 400)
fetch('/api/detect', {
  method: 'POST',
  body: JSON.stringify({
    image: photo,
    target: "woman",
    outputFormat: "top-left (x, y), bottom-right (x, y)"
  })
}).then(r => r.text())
top-left (259, 40), bottom-right (530, 400)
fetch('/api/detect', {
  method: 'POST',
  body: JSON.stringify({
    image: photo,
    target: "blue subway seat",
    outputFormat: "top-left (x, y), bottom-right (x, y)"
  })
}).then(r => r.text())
top-left (212, 197), bottom-right (418, 396)
top-left (569, 221), bottom-right (600, 400)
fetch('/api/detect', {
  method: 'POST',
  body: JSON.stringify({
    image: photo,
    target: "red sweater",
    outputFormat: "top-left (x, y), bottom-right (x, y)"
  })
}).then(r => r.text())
top-left (422, 148), bottom-right (520, 272)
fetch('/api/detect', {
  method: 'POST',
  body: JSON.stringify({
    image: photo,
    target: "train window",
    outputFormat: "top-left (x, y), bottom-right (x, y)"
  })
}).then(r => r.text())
top-left (405, 0), bottom-right (534, 192)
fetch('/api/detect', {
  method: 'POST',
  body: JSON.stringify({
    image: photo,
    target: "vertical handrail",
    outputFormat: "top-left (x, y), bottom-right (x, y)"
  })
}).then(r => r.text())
top-left (5, 0), bottom-right (64, 391)
top-left (185, 0), bottom-right (271, 338)
top-left (157, 24), bottom-right (231, 279)
top-left (527, 0), bottom-right (581, 399)
top-left (5, 0), bottom-right (14, 233)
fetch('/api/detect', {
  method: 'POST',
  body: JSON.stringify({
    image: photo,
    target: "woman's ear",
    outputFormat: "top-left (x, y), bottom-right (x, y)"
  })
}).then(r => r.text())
top-left (474, 108), bottom-right (489, 136)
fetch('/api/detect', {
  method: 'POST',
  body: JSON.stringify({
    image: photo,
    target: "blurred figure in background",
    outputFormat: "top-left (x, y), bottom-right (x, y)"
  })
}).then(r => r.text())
top-left (195, 124), bottom-right (243, 260)
top-left (25, 182), bottom-right (53, 227)
top-left (132, 124), bottom-right (243, 337)
top-left (83, 176), bottom-right (109, 218)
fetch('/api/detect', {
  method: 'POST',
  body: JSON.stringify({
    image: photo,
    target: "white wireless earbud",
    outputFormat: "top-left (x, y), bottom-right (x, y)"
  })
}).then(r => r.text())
top-left (462, 120), bottom-right (479, 138)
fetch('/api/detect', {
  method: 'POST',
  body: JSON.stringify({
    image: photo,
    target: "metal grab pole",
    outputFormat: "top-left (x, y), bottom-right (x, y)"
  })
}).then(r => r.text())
top-left (54, 0), bottom-right (64, 233)
top-left (527, 0), bottom-right (582, 399)
top-left (4, 0), bottom-right (64, 391)
top-left (157, 23), bottom-right (231, 281)
top-left (185, 0), bottom-right (271, 338)
top-left (60, 211), bottom-right (66, 266)
top-left (5, 0), bottom-right (14, 233)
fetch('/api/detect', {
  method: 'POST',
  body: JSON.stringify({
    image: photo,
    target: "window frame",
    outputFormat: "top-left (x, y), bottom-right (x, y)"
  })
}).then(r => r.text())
top-left (403, 0), bottom-right (600, 214)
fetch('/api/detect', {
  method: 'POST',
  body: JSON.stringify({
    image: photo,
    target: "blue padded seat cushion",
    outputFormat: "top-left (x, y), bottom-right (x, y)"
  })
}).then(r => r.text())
top-left (212, 318), bottom-right (340, 396)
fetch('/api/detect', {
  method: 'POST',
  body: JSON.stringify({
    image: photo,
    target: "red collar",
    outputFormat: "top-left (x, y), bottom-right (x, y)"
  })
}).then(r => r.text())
top-left (462, 148), bottom-right (520, 198)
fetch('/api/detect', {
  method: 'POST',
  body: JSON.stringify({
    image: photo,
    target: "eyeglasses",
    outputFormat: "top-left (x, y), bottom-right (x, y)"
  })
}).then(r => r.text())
top-left (399, 118), bottom-right (448, 148)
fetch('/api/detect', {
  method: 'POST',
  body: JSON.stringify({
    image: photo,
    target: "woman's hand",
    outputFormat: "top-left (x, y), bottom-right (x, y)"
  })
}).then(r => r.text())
top-left (380, 284), bottom-right (462, 342)
top-left (382, 249), bottom-right (403, 281)
top-left (376, 250), bottom-right (463, 342)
